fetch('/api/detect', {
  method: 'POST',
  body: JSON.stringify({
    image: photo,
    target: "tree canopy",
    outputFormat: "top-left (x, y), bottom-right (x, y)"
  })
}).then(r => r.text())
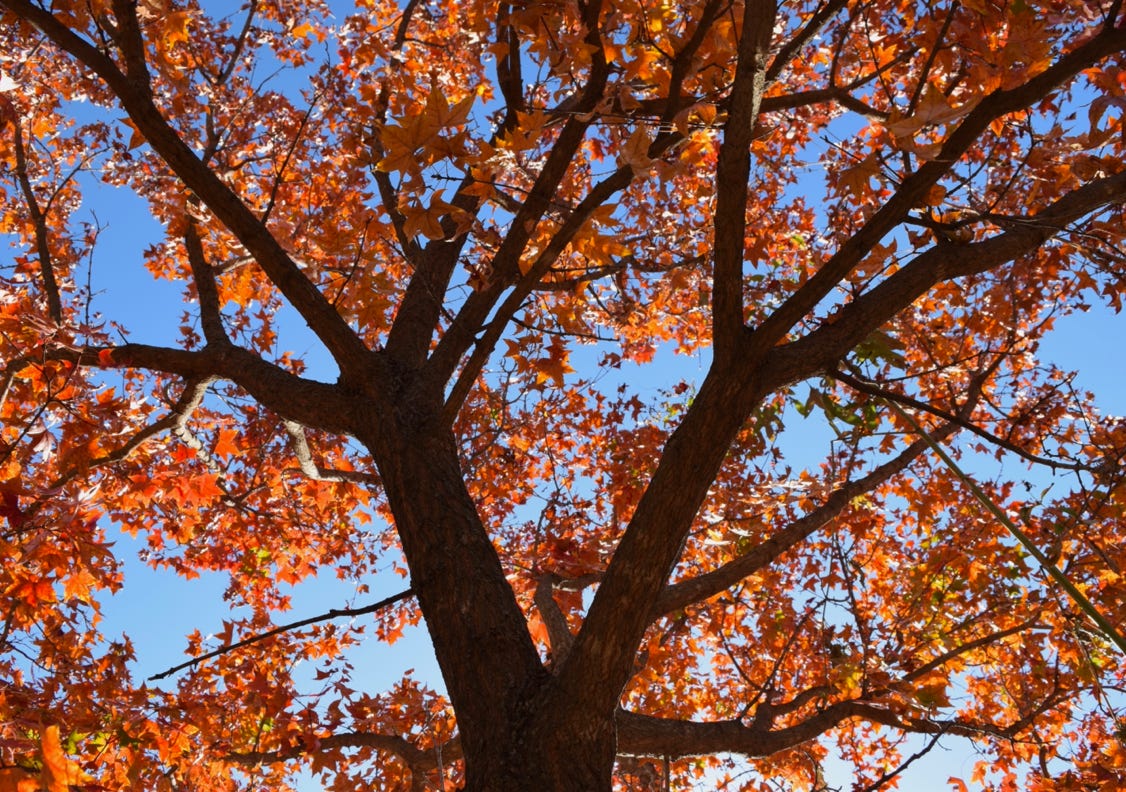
top-left (2, 0), bottom-right (1126, 789)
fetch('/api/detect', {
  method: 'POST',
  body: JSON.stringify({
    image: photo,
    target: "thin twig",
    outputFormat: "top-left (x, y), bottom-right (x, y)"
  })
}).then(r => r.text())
top-left (831, 369), bottom-right (1101, 473)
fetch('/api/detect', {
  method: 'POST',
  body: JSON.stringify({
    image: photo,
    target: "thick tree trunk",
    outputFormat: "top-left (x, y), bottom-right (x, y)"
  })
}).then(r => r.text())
top-left (355, 365), bottom-right (765, 789)
top-left (355, 387), bottom-right (622, 788)
top-left (461, 720), bottom-right (616, 792)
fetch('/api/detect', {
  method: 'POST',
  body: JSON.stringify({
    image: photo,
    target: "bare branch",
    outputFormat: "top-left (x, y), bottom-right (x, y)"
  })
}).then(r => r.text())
top-left (283, 420), bottom-right (379, 485)
top-left (534, 574), bottom-right (575, 664)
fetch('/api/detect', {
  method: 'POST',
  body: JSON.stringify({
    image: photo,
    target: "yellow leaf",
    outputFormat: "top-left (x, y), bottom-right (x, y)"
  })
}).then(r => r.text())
top-left (162, 11), bottom-right (192, 48)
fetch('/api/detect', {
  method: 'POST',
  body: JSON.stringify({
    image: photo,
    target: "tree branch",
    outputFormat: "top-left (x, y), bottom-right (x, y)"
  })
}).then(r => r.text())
top-left (711, 0), bottom-right (778, 361)
top-left (436, 0), bottom-right (727, 419)
top-left (283, 420), bottom-right (380, 485)
top-left (184, 221), bottom-right (229, 346)
top-left (12, 120), bottom-right (62, 324)
top-left (0, 0), bottom-right (373, 370)
top-left (19, 341), bottom-right (357, 435)
top-left (765, 0), bottom-right (849, 82)
top-left (439, 131), bottom-right (683, 424)
top-left (652, 426), bottom-right (954, 619)
top-left (17, 377), bottom-right (212, 524)
top-left (228, 727), bottom-right (461, 792)
top-left (766, 169), bottom-right (1126, 384)
top-left (830, 368), bottom-right (1103, 473)
top-left (854, 727), bottom-right (949, 792)
top-left (151, 588), bottom-right (414, 680)
top-left (614, 696), bottom-right (1030, 761)
top-left (747, 24), bottom-right (1126, 357)
top-left (424, 105), bottom-right (611, 395)
top-left (534, 574), bottom-right (575, 664)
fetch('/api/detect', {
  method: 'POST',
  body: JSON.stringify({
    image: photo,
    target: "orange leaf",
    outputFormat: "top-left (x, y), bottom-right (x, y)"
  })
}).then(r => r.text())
top-left (162, 11), bottom-right (192, 48)
top-left (213, 428), bottom-right (240, 459)
top-left (619, 125), bottom-right (654, 170)
top-left (885, 84), bottom-right (972, 142)
top-left (39, 726), bottom-right (71, 792)
top-left (0, 768), bottom-right (37, 792)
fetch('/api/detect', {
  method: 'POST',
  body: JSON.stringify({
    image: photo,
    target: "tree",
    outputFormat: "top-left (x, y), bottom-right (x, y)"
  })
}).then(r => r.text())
top-left (1, 0), bottom-right (1125, 788)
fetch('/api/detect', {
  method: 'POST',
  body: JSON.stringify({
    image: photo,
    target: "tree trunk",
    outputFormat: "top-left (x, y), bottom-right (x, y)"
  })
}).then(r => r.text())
top-left (461, 699), bottom-right (617, 792)
top-left (356, 388), bottom-right (620, 788)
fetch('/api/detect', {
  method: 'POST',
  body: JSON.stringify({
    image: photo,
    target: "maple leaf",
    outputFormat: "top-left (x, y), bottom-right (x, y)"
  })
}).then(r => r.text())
top-left (533, 355), bottom-right (574, 387)
top-left (39, 726), bottom-right (88, 792)
top-left (885, 84), bottom-right (974, 143)
top-left (3, 1), bottom-right (1126, 790)
top-left (619, 126), bottom-right (654, 171)
top-left (836, 152), bottom-right (882, 197)
top-left (212, 428), bottom-right (240, 459)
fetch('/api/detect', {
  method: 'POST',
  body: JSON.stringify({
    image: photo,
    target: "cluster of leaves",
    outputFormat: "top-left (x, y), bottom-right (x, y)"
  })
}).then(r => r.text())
top-left (1, 0), bottom-right (1125, 790)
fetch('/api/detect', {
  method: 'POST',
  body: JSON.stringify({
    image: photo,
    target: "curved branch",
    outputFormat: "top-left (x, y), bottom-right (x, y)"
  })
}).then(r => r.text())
top-left (151, 587), bottom-right (414, 680)
top-left (17, 377), bottom-right (211, 524)
top-left (283, 420), bottom-right (380, 485)
top-left (614, 696), bottom-right (1033, 761)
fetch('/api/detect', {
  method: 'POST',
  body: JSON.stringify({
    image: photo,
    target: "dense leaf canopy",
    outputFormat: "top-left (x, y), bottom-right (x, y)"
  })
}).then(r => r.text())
top-left (1, 0), bottom-right (1126, 790)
